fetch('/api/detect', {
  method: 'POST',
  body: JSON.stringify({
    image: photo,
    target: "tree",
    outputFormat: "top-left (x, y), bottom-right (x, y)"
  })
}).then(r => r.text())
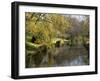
top-left (25, 12), bottom-right (71, 44)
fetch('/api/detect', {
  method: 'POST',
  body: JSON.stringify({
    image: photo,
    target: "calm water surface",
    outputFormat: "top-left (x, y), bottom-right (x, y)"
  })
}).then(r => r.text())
top-left (53, 45), bottom-right (89, 66)
top-left (37, 45), bottom-right (89, 68)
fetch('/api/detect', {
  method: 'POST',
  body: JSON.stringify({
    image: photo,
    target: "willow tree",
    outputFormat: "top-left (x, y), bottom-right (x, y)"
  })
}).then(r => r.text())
top-left (25, 12), bottom-right (71, 44)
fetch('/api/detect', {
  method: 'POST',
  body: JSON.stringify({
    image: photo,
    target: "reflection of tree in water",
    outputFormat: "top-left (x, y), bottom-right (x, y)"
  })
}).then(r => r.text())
top-left (26, 44), bottom-right (89, 68)
top-left (54, 45), bottom-right (89, 66)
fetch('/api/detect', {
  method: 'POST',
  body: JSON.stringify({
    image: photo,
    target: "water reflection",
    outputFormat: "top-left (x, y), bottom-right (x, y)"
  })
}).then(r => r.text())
top-left (40, 45), bottom-right (89, 67)
top-left (26, 44), bottom-right (89, 68)
top-left (57, 55), bottom-right (86, 66)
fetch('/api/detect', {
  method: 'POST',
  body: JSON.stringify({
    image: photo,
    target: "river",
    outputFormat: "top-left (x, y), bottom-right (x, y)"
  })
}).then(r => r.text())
top-left (53, 45), bottom-right (89, 66)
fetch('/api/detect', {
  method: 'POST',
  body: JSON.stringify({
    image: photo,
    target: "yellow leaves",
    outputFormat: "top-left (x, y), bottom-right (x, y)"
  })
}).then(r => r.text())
top-left (25, 12), bottom-right (72, 44)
